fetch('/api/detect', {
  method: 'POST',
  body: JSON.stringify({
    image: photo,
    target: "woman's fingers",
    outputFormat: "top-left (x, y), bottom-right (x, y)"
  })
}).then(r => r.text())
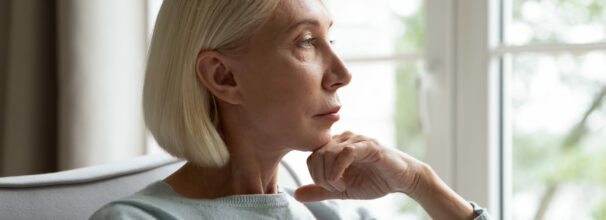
top-left (329, 145), bottom-right (355, 182)
top-left (307, 132), bottom-right (380, 193)
top-left (307, 153), bottom-right (338, 192)
top-left (323, 150), bottom-right (346, 192)
top-left (308, 145), bottom-right (356, 193)
top-left (328, 177), bottom-right (347, 193)
top-left (308, 141), bottom-right (353, 192)
top-left (351, 139), bottom-right (383, 163)
top-left (345, 134), bottom-right (368, 144)
top-left (334, 131), bottom-right (354, 143)
top-left (294, 184), bottom-right (345, 202)
top-left (303, 131), bottom-right (420, 202)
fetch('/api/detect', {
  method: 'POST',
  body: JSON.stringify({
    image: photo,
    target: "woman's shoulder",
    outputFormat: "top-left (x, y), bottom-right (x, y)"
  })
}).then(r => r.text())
top-left (90, 181), bottom-right (181, 219)
top-left (91, 181), bottom-right (377, 220)
top-left (91, 181), bottom-right (237, 219)
top-left (90, 201), bottom-right (174, 220)
top-left (90, 181), bottom-right (300, 219)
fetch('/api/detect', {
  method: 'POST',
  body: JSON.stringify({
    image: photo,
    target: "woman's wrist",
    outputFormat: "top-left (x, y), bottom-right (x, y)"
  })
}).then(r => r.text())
top-left (400, 162), bottom-right (433, 199)
top-left (404, 163), bottom-right (478, 220)
top-left (386, 148), bottom-right (431, 196)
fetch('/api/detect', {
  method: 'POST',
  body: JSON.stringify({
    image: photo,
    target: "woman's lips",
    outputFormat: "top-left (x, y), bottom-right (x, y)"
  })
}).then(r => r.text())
top-left (315, 106), bottom-right (341, 121)
top-left (317, 112), bottom-right (340, 121)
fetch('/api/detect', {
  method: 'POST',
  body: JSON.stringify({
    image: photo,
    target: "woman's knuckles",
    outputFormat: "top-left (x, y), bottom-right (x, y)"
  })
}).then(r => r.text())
top-left (310, 132), bottom-right (417, 196)
top-left (304, 132), bottom-right (432, 201)
top-left (330, 178), bottom-right (347, 192)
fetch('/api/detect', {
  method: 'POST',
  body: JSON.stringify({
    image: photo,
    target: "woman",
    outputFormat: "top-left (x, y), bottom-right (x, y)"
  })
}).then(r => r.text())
top-left (92, 0), bottom-right (491, 219)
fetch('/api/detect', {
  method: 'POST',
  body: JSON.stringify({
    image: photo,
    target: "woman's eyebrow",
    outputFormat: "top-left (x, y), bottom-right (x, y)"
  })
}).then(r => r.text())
top-left (284, 18), bottom-right (334, 33)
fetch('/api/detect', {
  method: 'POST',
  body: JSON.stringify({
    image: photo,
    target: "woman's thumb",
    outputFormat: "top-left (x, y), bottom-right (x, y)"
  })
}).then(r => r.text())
top-left (294, 184), bottom-right (344, 202)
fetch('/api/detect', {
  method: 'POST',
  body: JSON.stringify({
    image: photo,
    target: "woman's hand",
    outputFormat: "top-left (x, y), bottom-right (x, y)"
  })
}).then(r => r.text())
top-left (293, 131), bottom-right (481, 220)
top-left (294, 131), bottom-right (428, 202)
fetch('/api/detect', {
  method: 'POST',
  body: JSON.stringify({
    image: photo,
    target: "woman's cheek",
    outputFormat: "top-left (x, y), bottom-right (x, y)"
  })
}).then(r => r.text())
top-left (292, 49), bottom-right (315, 63)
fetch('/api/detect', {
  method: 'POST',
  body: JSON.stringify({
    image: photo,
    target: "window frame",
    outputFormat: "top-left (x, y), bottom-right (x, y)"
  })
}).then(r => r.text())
top-left (423, 0), bottom-right (503, 218)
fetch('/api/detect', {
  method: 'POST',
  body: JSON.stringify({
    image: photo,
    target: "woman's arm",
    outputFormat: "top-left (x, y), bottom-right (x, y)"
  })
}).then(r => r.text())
top-left (398, 152), bottom-right (478, 220)
top-left (294, 131), bottom-right (487, 220)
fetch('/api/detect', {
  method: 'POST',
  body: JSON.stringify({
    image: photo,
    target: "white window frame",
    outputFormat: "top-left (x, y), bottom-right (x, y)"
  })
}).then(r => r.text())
top-left (424, 0), bottom-right (503, 218)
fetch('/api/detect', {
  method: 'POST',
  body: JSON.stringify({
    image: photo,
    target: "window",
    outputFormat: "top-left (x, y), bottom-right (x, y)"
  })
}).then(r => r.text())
top-left (501, 0), bottom-right (606, 219)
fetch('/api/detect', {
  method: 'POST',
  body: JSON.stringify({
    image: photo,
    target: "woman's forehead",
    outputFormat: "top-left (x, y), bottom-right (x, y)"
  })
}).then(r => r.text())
top-left (270, 0), bottom-right (332, 33)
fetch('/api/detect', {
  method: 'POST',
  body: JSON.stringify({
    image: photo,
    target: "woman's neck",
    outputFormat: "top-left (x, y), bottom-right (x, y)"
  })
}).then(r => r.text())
top-left (164, 102), bottom-right (293, 199)
top-left (164, 140), bottom-right (291, 199)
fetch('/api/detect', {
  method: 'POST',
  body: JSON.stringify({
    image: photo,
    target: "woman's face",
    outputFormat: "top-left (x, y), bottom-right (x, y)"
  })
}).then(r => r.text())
top-left (226, 0), bottom-right (351, 151)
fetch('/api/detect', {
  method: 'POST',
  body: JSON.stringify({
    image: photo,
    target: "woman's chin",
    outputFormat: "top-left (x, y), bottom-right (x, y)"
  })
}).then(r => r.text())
top-left (295, 130), bottom-right (333, 152)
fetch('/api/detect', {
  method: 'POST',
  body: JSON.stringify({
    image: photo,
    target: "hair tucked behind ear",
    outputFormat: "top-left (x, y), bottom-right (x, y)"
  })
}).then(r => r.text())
top-left (143, 0), bottom-right (279, 167)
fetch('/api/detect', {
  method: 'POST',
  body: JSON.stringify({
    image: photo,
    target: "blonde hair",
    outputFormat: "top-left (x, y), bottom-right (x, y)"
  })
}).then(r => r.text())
top-left (143, 0), bottom-right (279, 167)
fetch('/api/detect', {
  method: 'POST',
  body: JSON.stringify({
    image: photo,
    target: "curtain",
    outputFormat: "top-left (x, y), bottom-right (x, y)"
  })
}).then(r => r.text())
top-left (1, 0), bottom-right (149, 177)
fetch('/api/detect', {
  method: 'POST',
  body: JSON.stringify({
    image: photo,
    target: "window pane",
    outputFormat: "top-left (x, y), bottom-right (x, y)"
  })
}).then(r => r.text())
top-left (506, 0), bottom-right (606, 45)
top-left (510, 52), bottom-right (606, 219)
top-left (327, 0), bottom-right (425, 57)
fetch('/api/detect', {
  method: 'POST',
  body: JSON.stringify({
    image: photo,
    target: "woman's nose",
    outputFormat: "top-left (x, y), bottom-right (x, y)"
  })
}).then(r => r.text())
top-left (323, 49), bottom-right (352, 91)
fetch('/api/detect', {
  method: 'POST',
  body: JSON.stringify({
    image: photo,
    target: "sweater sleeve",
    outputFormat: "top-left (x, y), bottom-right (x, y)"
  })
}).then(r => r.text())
top-left (471, 201), bottom-right (492, 220)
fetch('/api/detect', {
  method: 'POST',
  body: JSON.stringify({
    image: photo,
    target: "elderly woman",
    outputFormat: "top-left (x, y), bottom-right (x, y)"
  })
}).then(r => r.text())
top-left (92, 0), bottom-right (491, 219)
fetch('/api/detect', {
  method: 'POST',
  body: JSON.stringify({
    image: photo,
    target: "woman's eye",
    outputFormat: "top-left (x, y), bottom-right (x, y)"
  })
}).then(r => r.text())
top-left (300, 38), bottom-right (317, 48)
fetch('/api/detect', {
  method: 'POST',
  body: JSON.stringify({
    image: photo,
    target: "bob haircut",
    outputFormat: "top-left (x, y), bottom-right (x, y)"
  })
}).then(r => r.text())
top-left (143, 0), bottom-right (279, 167)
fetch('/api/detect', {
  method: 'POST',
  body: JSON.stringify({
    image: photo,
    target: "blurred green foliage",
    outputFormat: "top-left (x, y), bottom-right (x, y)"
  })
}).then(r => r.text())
top-left (511, 0), bottom-right (606, 212)
top-left (392, 0), bottom-right (425, 164)
top-left (394, 64), bottom-right (425, 160)
top-left (394, 3), bottom-right (425, 54)
top-left (512, 0), bottom-right (606, 44)
top-left (508, 0), bottom-right (606, 218)
top-left (512, 58), bottom-right (606, 217)
top-left (391, 0), bottom-right (426, 216)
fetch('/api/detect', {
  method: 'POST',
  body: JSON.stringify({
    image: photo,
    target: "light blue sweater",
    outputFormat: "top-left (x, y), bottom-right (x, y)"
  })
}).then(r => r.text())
top-left (90, 181), bottom-right (491, 219)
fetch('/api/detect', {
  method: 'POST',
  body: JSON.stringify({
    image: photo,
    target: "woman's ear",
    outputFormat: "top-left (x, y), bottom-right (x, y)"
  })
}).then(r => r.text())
top-left (195, 51), bottom-right (243, 105)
